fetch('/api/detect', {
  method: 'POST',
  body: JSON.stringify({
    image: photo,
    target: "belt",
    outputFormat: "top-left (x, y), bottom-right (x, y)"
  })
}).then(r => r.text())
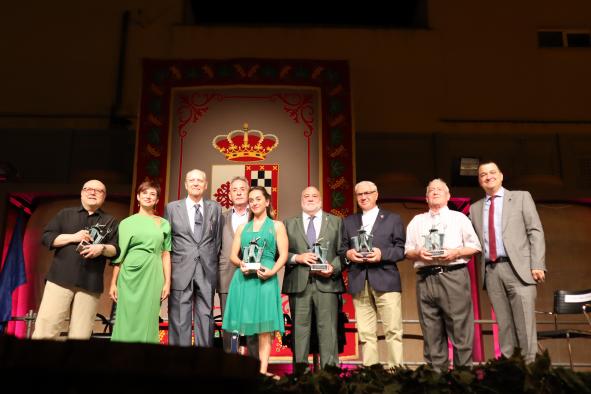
top-left (417, 263), bottom-right (467, 278)
top-left (486, 256), bottom-right (510, 265)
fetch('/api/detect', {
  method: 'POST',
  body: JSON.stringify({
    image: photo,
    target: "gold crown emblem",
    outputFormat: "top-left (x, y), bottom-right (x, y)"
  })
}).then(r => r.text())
top-left (212, 123), bottom-right (279, 162)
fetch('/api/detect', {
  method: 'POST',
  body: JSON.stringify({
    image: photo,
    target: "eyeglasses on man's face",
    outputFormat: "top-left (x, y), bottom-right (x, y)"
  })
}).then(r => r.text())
top-left (355, 190), bottom-right (376, 197)
top-left (82, 187), bottom-right (105, 195)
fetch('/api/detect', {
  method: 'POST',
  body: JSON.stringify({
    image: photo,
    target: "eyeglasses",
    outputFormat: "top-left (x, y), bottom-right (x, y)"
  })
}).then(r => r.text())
top-left (355, 190), bottom-right (376, 197)
top-left (82, 187), bottom-right (105, 195)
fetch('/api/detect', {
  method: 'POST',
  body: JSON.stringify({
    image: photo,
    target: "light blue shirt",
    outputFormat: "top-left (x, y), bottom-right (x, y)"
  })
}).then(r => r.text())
top-left (482, 187), bottom-right (507, 261)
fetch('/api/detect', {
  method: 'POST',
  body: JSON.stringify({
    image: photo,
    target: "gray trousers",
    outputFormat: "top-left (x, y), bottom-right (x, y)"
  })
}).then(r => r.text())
top-left (416, 267), bottom-right (474, 371)
top-left (219, 292), bottom-right (259, 358)
top-left (168, 264), bottom-right (214, 347)
top-left (485, 262), bottom-right (537, 362)
top-left (288, 282), bottom-right (339, 368)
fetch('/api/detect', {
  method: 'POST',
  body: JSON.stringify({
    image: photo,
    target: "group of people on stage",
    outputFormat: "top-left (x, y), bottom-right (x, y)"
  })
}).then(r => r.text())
top-left (32, 160), bottom-right (546, 374)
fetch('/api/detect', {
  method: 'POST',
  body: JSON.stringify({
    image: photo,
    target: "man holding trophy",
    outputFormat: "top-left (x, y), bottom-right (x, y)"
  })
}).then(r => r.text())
top-left (405, 179), bottom-right (481, 371)
top-left (33, 179), bottom-right (119, 340)
top-left (282, 186), bottom-right (344, 368)
top-left (340, 181), bottom-right (406, 368)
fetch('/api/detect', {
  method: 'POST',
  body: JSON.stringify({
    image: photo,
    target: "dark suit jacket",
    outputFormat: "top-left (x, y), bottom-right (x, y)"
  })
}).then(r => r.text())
top-left (470, 189), bottom-right (546, 287)
top-left (282, 211), bottom-right (345, 294)
top-left (164, 198), bottom-right (223, 291)
top-left (339, 209), bottom-right (406, 295)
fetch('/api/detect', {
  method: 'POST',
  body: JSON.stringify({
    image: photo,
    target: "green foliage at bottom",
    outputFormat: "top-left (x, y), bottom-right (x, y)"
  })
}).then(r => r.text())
top-left (257, 351), bottom-right (591, 394)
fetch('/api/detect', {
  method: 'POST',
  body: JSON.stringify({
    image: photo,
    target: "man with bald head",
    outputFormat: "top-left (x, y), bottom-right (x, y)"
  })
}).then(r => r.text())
top-left (282, 186), bottom-right (344, 368)
top-left (405, 179), bottom-right (481, 371)
top-left (33, 179), bottom-right (119, 340)
top-left (164, 169), bottom-right (223, 347)
top-left (339, 181), bottom-right (406, 368)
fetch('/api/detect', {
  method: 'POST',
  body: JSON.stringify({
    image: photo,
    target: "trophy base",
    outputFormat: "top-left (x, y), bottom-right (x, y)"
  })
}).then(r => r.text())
top-left (359, 250), bottom-right (373, 257)
top-left (430, 249), bottom-right (445, 257)
top-left (244, 263), bottom-right (261, 272)
top-left (310, 264), bottom-right (329, 271)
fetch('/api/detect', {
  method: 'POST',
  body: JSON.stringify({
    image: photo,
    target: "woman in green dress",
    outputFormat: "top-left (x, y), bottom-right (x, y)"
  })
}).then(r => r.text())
top-left (223, 186), bottom-right (288, 377)
top-left (109, 180), bottom-right (171, 343)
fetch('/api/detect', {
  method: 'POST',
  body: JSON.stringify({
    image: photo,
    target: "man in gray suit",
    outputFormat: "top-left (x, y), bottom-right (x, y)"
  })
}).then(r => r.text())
top-left (282, 186), bottom-right (344, 368)
top-left (470, 161), bottom-right (546, 363)
top-left (164, 169), bottom-right (223, 347)
top-left (218, 176), bottom-right (258, 356)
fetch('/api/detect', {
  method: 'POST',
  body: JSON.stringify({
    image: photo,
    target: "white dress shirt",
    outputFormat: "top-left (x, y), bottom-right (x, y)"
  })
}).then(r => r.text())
top-left (231, 207), bottom-right (249, 232)
top-left (405, 206), bottom-right (482, 269)
top-left (185, 197), bottom-right (204, 233)
top-left (361, 206), bottom-right (379, 234)
top-left (303, 210), bottom-right (323, 242)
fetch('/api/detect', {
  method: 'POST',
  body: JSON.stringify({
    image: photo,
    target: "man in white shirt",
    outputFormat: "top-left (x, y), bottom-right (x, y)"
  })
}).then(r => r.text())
top-left (405, 178), bottom-right (481, 371)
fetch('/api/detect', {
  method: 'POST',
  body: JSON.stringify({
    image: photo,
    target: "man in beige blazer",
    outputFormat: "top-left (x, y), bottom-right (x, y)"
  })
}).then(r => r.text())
top-left (470, 161), bottom-right (546, 363)
top-left (282, 186), bottom-right (344, 368)
top-left (217, 176), bottom-right (258, 357)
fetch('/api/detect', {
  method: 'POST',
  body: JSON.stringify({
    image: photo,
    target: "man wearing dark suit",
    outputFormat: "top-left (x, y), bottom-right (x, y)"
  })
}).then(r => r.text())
top-left (470, 161), bottom-right (546, 363)
top-left (164, 169), bottom-right (223, 347)
top-left (218, 176), bottom-right (258, 356)
top-left (339, 181), bottom-right (406, 368)
top-left (282, 186), bottom-right (344, 368)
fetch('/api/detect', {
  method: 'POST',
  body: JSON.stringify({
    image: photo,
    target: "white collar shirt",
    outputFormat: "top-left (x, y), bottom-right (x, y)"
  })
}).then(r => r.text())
top-left (231, 206), bottom-right (249, 233)
top-left (361, 206), bottom-right (380, 234)
top-left (302, 210), bottom-right (323, 242)
top-left (185, 197), bottom-right (204, 233)
top-left (405, 206), bottom-right (481, 269)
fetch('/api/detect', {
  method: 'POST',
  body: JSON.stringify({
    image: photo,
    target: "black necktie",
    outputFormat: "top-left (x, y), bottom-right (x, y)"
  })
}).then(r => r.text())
top-left (307, 215), bottom-right (316, 246)
top-left (194, 204), bottom-right (203, 241)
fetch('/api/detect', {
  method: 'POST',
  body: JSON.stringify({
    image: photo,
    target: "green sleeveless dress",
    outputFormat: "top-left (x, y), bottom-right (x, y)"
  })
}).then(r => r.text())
top-left (111, 214), bottom-right (171, 343)
top-left (222, 217), bottom-right (285, 335)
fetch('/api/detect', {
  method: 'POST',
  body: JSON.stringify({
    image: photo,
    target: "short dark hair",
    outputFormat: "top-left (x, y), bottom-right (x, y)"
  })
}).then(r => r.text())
top-left (478, 160), bottom-right (502, 172)
top-left (137, 180), bottom-right (161, 198)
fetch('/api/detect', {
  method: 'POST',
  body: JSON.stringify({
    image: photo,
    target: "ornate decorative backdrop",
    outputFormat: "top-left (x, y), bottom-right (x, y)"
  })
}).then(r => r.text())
top-left (135, 59), bottom-right (354, 217)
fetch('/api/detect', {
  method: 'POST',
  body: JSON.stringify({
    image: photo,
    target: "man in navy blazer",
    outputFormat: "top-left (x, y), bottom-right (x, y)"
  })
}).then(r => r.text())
top-left (339, 181), bottom-right (406, 368)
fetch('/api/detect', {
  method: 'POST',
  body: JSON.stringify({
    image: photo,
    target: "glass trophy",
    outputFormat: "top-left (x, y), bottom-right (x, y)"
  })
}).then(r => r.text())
top-left (310, 238), bottom-right (329, 271)
top-left (351, 225), bottom-right (373, 257)
top-left (422, 227), bottom-right (445, 257)
top-left (76, 219), bottom-right (115, 254)
top-left (243, 237), bottom-right (266, 273)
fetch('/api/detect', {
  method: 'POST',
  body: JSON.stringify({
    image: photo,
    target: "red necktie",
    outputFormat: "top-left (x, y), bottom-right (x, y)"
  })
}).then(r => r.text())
top-left (488, 195), bottom-right (497, 262)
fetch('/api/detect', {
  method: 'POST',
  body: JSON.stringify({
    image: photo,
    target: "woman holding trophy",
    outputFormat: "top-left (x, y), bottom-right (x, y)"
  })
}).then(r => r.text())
top-left (109, 180), bottom-right (172, 343)
top-left (222, 186), bottom-right (288, 377)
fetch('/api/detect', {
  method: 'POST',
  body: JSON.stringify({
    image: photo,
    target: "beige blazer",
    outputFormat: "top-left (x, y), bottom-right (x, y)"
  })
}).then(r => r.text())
top-left (217, 208), bottom-right (239, 294)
